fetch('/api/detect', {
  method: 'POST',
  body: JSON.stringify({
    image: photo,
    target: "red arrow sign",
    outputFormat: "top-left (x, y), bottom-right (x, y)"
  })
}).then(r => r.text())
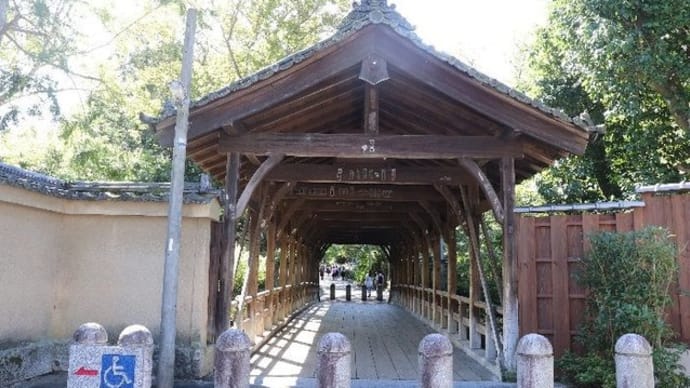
top-left (74, 366), bottom-right (98, 376)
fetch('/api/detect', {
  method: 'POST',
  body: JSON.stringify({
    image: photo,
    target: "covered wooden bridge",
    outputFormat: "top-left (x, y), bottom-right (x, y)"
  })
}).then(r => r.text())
top-left (151, 0), bottom-right (589, 373)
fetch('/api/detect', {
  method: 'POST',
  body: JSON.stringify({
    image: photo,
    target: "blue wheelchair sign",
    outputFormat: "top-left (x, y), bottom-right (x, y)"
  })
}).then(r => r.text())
top-left (100, 354), bottom-right (135, 388)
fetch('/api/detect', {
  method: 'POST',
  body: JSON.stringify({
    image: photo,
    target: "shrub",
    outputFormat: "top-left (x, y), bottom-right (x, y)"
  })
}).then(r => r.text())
top-left (557, 226), bottom-right (689, 388)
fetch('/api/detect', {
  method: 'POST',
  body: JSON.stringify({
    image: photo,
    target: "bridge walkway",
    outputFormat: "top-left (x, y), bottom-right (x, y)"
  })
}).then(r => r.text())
top-left (249, 280), bottom-right (497, 387)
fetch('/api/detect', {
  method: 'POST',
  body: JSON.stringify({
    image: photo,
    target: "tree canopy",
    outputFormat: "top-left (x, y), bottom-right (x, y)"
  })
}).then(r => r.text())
top-left (0, 0), bottom-right (349, 181)
top-left (521, 0), bottom-right (690, 202)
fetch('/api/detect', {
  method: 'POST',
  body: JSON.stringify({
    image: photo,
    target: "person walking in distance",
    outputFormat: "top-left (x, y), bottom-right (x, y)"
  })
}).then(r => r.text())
top-left (365, 272), bottom-right (374, 298)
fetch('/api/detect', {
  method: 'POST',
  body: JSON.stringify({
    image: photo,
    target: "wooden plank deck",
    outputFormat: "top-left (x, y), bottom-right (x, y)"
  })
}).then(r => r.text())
top-left (250, 282), bottom-right (497, 384)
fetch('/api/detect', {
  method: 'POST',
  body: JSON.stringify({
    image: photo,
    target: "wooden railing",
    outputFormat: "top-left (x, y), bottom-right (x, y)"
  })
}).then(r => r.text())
top-left (230, 282), bottom-right (320, 347)
top-left (390, 284), bottom-right (502, 367)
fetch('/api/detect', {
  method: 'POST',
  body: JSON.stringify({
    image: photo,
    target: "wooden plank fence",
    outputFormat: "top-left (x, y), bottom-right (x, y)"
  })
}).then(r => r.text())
top-left (517, 191), bottom-right (690, 357)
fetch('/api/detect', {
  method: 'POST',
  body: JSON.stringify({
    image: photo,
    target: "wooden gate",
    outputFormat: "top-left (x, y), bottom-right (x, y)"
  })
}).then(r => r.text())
top-left (516, 191), bottom-right (690, 356)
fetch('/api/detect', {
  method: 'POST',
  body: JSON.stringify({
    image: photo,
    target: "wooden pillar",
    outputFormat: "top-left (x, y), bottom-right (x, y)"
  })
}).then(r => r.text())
top-left (421, 236), bottom-right (430, 320)
top-left (217, 152), bottom-right (239, 337)
top-left (264, 221), bottom-right (276, 329)
top-left (502, 157), bottom-right (519, 370)
top-left (289, 238), bottom-right (298, 311)
top-left (468, 218), bottom-right (482, 349)
top-left (446, 225), bottom-right (457, 334)
top-left (432, 233), bottom-right (442, 327)
top-left (247, 211), bottom-right (260, 298)
top-left (278, 236), bottom-right (289, 320)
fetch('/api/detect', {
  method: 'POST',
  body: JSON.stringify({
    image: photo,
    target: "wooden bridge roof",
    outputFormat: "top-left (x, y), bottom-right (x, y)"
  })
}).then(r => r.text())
top-left (152, 0), bottom-right (590, 245)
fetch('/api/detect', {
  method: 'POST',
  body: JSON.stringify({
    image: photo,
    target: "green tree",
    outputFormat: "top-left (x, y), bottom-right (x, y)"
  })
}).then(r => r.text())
top-left (521, 0), bottom-right (690, 202)
top-left (1, 0), bottom-right (349, 181)
top-left (557, 227), bottom-right (689, 387)
top-left (0, 0), bottom-right (95, 130)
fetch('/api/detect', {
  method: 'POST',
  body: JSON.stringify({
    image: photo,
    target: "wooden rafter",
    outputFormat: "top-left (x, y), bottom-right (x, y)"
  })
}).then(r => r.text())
top-left (235, 153), bottom-right (284, 217)
top-left (459, 158), bottom-right (504, 223)
top-left (219, 133), bottom-right (523, 159)
top-left (265, 163), bottom-right (471, 185)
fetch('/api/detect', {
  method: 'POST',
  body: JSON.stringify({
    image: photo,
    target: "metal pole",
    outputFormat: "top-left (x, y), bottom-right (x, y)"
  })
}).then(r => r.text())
top-left (158, 9), bottom-right (197, 388)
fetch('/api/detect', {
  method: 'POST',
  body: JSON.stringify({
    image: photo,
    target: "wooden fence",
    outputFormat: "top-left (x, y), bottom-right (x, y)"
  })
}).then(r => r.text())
top-left (516, 191), bottom-right (690, 357)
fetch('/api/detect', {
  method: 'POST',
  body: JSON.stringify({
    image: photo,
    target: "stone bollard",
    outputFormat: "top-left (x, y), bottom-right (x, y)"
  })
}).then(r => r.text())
top-left (418, 334), bottom-right (453, 388)
top-left (215, 328), bottom-right (252, 388)
top-left (615, 333), bottom-right (654, 388)
top-left (516, 333), bottom-right (553, 388)
top-left (317, 332), bottom-right (351, 388)
top-left (118, 325), bottom-right (154, 388)
top-left (345, 285), bottom-right (351, 301)
top-left (73, 322), bottom-right (108, 345)
top-left (376, 285), bottom-right (383, 301)
top-left (361, 285), bottom-right (367, 301)
top-left (68, 322), bottom-right (152, 388)
top-left (330, 283), bottom-right (336, 300)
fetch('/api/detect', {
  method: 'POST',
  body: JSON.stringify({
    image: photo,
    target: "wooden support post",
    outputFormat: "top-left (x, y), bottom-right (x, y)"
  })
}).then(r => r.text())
top-left (278, 237), bottom-right (289, 320)
top-left (432, 234), bottom-right (442, 327)
top-left (217, 153), bottom-right (239, 337)
top-left (461, 185), bottom-right (503, 367)
top-left (446, 225), bottom-right (457, 334)
top-left (264, 221), bottom-right (276, 330)
top-left (502, 157), bottom-right (519, 371)
top-left (468, 219), bottom-right (482, 349)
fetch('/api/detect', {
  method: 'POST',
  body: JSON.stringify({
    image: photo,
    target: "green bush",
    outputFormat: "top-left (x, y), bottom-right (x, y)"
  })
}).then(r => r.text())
top-left (557, 226), bottom-right (689, 387)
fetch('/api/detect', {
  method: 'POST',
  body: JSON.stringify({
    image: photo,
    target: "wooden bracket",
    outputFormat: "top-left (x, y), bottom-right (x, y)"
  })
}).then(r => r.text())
top-left (458, 158), bottom-right (504, 223)
top-left (235, 153), bottom-right (284, 218)
top-left (359, 53), bottom-right (389, 85)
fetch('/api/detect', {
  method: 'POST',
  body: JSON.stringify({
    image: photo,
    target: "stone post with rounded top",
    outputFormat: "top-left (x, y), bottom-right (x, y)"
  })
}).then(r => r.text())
top-left (361, 285), bottom-right (367, 301)
top-left (345, 285), bottom-right (351, 301)
top-left (317, 332), bottom-right (351, 388)
top-left (516, 333), bottom-right (553, 388)
top-left (330, 283), bottom-right (336, 300)
top-left (418, 333), bottom-right (453, 388)
top-left (615, 333), bottom-right (654, 388)
top-left (73, 322), bottom-right (109, 345)
top-left (215, 329), bottom-right (252, 388)
top-left (118, 325), bottom-right (154, 388)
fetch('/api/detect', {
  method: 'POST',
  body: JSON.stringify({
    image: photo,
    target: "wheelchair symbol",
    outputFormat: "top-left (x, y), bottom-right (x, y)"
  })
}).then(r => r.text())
top-left (100, 354), bottom-right (135, 388)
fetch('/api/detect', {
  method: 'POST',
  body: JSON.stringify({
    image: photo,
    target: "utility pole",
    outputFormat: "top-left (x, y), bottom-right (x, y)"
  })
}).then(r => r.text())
top-left (157, 9), bottom-right (197, 388)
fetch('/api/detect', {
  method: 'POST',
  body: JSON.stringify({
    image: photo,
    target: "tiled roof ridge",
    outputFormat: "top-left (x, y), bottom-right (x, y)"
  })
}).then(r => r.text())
top-left (151, 1), bottom-right (589, 132)
top-left (0, 162), bottom-right (219, 204)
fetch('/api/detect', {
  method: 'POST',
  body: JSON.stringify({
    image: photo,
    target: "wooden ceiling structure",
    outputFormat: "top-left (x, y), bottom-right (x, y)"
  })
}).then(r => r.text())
top-left (150, 0), bottom-right (590, 368)
top-left (153, 0), bottom-right (589, 247)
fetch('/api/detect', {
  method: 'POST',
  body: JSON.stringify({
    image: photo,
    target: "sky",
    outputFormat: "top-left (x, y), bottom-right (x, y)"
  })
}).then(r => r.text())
top-left (388, 0), bottom-right (550, 85)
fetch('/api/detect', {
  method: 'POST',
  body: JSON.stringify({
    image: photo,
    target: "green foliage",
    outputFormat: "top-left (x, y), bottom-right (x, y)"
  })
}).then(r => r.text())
top-left (557, 226), bottom-right (689, 388)
top-left (323, 244), bottom-right (386, 284)
top-left (0, 0), bottom-right (83, 130)
top-left (521, 0), bottom-right (690, 202)
top-left (1, 0), bottom-right (349, 181)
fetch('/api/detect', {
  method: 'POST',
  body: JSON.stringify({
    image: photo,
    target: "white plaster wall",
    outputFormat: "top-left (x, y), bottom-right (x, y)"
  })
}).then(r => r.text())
top-left (0, 184), bottom-right (218, 347)
top-left (0, 200), bottom-right (62, 341)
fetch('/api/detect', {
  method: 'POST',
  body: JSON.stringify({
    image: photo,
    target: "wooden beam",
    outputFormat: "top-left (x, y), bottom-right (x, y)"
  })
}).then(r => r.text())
top-left (434, 184), bottom-right (463, 222)
top-left (285, 183), bottom-right (444, 202)
top-left (265, 182), bottom-right (294, 223)
top-left (156, 30), bottom-right (377, 146)
top-left (298, 200), bottom-right (422, 213)
top-left (459, 158), bottom-right (504, 223)
top-left (418, 200), bottom-right (443, 235)
top-left (276, 199), bottom-right (305, 237)
top-left (235, 153), bottom-right (284, 217)
top-left (375, 28), bottom-right (588, 155)
top-left (363, 83), bottom-right (379, 135)
top-left (266, 163), bottom-right (471, 185)
top-left (219, 133), bottom-right (523, 159)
